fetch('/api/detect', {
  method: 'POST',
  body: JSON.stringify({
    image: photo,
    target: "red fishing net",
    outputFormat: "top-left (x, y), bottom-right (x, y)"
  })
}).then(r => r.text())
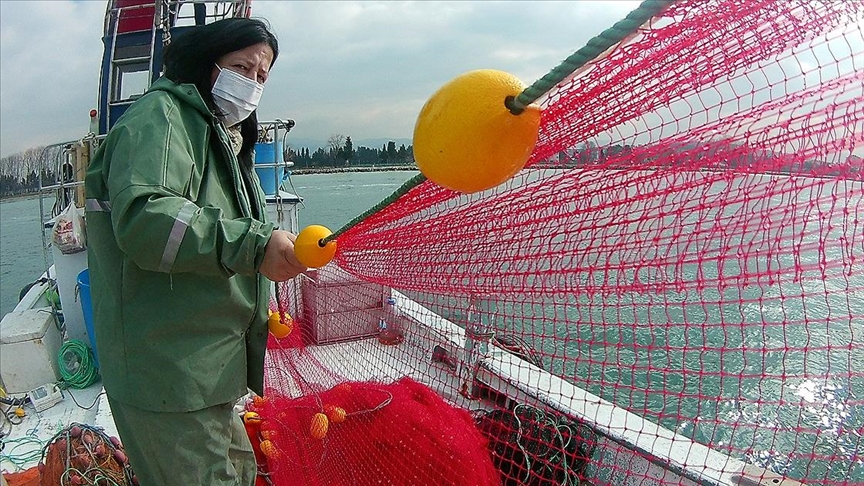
top-left (248, 377), bottom-right (499, 486)
top-left (262, 1), bottom-right (864, 484)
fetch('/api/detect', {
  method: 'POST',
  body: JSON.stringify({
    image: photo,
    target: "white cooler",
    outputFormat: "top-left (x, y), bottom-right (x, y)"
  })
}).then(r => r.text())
top-left (0, 307), bottom-right (62, 393)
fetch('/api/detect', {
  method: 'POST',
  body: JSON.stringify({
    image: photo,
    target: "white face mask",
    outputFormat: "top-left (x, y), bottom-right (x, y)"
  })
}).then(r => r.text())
top-left (212, 65), bottom-right (264, 127)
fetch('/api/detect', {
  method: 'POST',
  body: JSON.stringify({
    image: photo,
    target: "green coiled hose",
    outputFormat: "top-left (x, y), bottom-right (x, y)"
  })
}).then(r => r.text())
top-left (58, 339), bottom-right (100, 389)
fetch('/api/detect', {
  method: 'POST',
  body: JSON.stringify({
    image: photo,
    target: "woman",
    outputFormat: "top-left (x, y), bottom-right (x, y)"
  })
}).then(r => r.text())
top-left (84, 17), bottom-right (304, 485)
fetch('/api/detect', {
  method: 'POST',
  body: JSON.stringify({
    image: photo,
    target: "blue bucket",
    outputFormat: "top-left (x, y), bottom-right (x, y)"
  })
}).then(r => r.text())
top-left (254, 141), bottom-right (288, 195)
top-left (76, 269), bottom-right (100, 369)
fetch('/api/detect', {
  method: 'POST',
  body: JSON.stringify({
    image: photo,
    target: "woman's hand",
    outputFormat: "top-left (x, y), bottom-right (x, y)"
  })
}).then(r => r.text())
top-left (259, 230), bottom-right (307, 281)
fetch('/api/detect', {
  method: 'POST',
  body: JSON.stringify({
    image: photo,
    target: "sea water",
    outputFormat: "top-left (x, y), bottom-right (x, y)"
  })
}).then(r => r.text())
top-left (0, 196), bottom-right (58, 316)
top-left (1, 170), bottom-right (860, 481)
top-left (0, 171), bottom-right (416, 316)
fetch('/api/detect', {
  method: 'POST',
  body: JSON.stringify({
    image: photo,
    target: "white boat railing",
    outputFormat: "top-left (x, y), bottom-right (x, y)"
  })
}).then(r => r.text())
top-left (387, 290), bottom-right (801, 486)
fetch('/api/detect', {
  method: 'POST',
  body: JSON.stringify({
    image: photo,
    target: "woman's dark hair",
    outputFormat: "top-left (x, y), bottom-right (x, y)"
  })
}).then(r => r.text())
top-left (162, 18), bottom-right (279, 166)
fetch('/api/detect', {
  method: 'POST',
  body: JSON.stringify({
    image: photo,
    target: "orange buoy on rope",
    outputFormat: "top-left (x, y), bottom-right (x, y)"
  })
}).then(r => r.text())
top-left (324, 404), bottom-right (347, 424)
top-left (259, 439), bottom-right (280, 458)
top-left (310, 412), bottom-right (330, 439)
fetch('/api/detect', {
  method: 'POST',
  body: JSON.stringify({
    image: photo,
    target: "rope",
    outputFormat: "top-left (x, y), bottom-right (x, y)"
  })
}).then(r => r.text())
top-left (318, 0), bottom-right (673, 244)
top-left (321, 172), bottom-right (426, 244)
top-left (41, 422), bottom-right (132, 485)
top-left (474, 404), bottom-right (598, 485)
top-left (0, 435), bottom-right (45, 471)
top-left (57, 340), bottom-right (100, 389)
top-left (506, 0), bottom-right (676, 114)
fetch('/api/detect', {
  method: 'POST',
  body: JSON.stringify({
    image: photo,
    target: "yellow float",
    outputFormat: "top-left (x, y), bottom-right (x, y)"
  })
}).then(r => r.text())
top-left (267, 311), bottom-right (293, 339)
top-left (294, 225), bottom-right (337, 268)
top-left (413, 69), bottom-right (542, 194)
top-left (294, 69), bottom-right (542, 268)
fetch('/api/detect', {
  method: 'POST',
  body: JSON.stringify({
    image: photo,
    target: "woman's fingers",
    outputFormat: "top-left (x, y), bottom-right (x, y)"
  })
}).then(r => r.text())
top-left (260, 230), bottom-right (307, 281)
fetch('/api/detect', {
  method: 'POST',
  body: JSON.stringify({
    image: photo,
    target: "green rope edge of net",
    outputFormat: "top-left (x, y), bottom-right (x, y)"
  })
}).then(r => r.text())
top-left (323, 172), bottom-right (427, 243)
top-left (508, 0), bottom-right (675, 114)
top-left (322, 0), bottom-right (675, 243)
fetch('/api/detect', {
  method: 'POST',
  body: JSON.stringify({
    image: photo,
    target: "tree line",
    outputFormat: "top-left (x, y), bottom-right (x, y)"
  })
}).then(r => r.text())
top-left (0, 145), bottom-right (65, 199)
top-left (538, 140), bottom-right (862, 178)
top-left (288, 134), bottom-right (415, 169)
top-left (8, 136), bottom-right (856, 199)
top-left (0, 135), bottom-right (416, 199)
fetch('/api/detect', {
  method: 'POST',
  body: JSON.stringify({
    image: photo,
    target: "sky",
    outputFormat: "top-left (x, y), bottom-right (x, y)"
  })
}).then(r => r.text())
top-left (0, 0), bottom-right (643, 157)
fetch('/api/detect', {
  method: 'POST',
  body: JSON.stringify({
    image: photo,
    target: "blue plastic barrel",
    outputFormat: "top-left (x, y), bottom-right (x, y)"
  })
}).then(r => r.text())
top-left (254, 141), bottom-right (288, 195)
top-left (76, 269), bottom-right (100, 369)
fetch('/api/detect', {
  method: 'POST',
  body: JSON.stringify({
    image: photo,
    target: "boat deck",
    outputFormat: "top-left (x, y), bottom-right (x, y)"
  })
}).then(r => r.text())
top-left (0, 384), bottom-right (116, 473)
top-left (264, 335), bottom-right (485, 413)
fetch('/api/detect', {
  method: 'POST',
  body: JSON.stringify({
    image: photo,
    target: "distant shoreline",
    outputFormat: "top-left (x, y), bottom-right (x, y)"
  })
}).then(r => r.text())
top-left (289, 165), bottom-right (418, 175)
top-left (0, 167), bottom-right (419, 202)
top-left (0, 192), bottom-right (41, 203)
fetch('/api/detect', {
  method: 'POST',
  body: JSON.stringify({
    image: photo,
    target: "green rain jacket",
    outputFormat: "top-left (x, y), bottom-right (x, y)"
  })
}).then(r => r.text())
top-left (84, 77), bottom-right (273, 412)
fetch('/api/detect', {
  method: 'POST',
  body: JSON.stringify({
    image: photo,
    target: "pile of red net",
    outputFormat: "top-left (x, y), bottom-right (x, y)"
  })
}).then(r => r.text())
top-left (250, 377), bottom-right (499, 486)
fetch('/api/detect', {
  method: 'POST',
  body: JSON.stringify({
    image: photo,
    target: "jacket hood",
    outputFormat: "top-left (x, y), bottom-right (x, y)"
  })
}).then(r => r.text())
top-left (147, 77), bottom-right (217, 122)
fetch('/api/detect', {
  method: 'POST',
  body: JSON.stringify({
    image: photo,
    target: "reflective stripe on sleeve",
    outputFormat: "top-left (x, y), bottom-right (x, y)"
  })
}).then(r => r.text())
top-left (85, 199), bottom-right (112, 212)
top-left (157, 201), bottom-right (197, 273)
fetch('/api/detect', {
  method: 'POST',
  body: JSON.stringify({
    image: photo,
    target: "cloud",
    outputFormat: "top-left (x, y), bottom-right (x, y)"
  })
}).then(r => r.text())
top-left (0, 1), bottom-right (106, 156)
top-left (1, 0), bottom-right (641, 156)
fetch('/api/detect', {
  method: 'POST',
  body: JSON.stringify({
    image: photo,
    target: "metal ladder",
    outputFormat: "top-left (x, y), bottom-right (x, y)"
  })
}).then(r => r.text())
top-left (102, 0), bottom-right (250, 130)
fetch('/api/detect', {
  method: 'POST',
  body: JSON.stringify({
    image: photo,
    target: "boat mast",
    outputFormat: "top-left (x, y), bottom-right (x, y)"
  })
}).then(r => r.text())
top-left (94, 0), bottom-right (251, 135)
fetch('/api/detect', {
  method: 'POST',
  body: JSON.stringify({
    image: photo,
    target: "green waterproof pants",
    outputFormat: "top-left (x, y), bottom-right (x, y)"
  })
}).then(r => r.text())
top-left (107, 396), bottom-right (257, 486)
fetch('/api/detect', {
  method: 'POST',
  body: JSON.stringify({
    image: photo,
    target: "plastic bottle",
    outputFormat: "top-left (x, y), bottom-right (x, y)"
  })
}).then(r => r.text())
top-left (378, 297), bottom-right (404, 345)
